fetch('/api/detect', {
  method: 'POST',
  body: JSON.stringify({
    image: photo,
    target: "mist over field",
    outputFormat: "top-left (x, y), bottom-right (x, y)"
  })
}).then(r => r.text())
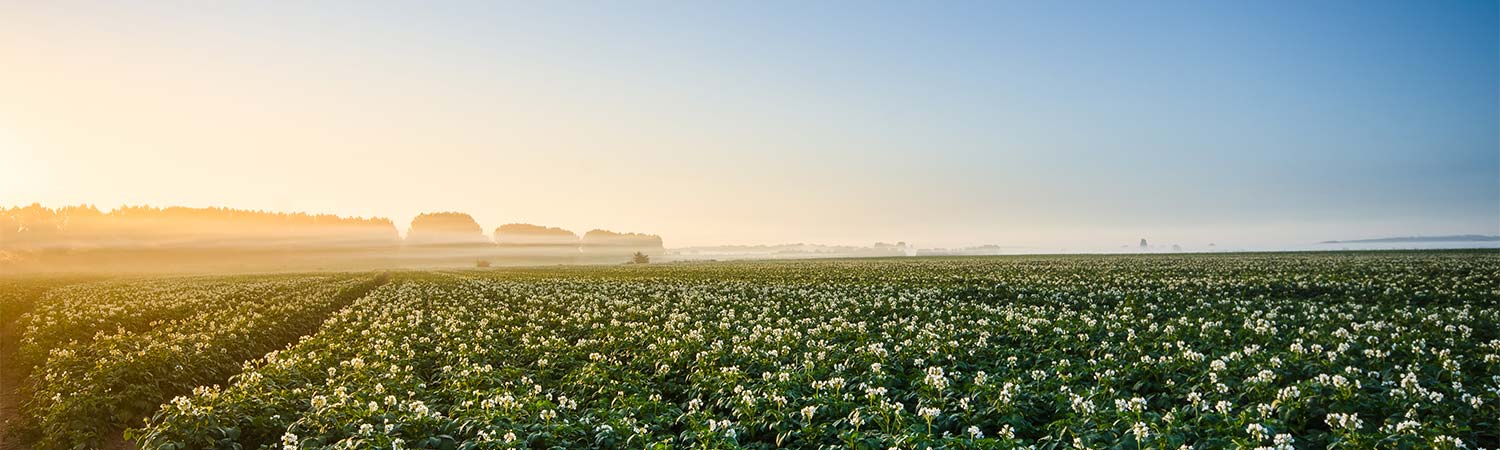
top-left (4, 202), bottom-right (1495, 274)
top-left (3, 2), bottom-right (1495, 256)
top-left (0, 205), bottom-right (675, 272)
top-left (2, 2), bottom-right (1498, 449)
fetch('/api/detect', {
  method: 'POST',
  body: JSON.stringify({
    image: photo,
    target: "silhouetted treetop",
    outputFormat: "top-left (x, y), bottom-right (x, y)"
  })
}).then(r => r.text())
top-left (1, 203), bottom-right (397, 249)
top-left (581, 229), bottom-right (664, 254)
top-left (405, 212), bottom-right (489, 245)
top-left (494, 223), bottom-right (578, 245)
top-left (1, 204), bottom-right (673, 269)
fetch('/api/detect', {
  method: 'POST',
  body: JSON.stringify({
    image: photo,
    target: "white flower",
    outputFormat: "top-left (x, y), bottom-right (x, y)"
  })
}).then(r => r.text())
top-left (1246, 369), bottom-right (1276, 384)
top-left (1131, 422), bottom-right (1151, 440)
top-left (1116, 396), bottom-right (1147, 413)
top-left (918, 406), bottom-right (940, 419)
top-left (1246, 423), bottom-right (1269, 441)
top-left (1070, 394), bottom-right (1095, 414)
top-left (1325, 412), bottom-right (1363, 431)
top-left (924, 366), bottom-right (949, 389)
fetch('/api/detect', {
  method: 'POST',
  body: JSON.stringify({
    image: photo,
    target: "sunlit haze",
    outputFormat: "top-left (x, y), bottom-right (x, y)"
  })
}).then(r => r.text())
top-left (2, 4), bottom-right (1499, 447)
top-left (3, 1), bottom-right (1496, 250)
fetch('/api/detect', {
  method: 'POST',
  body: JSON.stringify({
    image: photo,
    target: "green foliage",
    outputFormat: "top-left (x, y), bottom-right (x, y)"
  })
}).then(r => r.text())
top-left (121, 252), bottom-right (1498, 449)
top-left (0, 276), bottom-right (100, 329)
top-left (12, 274), bottom-right (387, 450)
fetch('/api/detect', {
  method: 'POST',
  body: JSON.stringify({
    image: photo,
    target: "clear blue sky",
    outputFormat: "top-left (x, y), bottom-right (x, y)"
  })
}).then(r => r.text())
top-left (2, 1), bottom-right (1496, 248)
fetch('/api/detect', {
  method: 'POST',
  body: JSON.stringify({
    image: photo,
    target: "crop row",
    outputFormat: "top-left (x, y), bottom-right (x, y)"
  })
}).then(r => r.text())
top-left (134, 253), bottom-right (1498, 449)
top-left (12, 273), bottom-right (387, 450)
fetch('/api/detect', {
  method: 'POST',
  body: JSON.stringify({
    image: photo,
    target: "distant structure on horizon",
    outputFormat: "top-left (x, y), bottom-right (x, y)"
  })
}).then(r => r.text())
top-left (1139, 238), bottom-right (1148, 249)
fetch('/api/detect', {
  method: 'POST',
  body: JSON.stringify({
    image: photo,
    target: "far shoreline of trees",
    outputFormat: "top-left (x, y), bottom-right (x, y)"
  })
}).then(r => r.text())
top-left (1, 204), bottom-right (664, 271)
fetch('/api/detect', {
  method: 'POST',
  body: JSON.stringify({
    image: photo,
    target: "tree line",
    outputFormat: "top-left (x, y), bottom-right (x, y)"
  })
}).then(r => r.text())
top-left (1, 204), bottom-right (663, 254)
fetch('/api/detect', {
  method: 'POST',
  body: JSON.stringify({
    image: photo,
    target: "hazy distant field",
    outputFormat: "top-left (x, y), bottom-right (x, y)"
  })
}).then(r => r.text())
top-left (2, 251), bottom-right (1496, 450)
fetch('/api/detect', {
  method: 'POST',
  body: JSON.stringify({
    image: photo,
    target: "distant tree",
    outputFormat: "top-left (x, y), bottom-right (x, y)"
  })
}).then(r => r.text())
top-left (494, 223), bottom-right (578, 246)
top-left (476, 260), bottom-right (491, 268)
top-left (581, 229), bottom-right (664, 256)
top-left (0, 203), bottom-right (398, 250)
top-left (631, 252), bottom-right (650, 264)
top-left (407, 212), bottom-right (488, 246)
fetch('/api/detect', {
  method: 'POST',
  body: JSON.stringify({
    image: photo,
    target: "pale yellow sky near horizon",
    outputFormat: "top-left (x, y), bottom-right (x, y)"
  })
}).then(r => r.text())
top-left (3, 2), bottom-right (1495, 249)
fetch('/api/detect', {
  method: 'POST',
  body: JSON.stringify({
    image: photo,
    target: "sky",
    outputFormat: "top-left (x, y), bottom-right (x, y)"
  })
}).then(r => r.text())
top-left (1, 1), bottom-right (1496, 249)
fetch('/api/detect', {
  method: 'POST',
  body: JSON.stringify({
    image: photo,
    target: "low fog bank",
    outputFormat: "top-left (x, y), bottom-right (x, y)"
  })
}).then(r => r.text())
top-left (5, 204), bottom-right (1493, 274)
top-left (1, 204), bottom-right (663, 273)
top-left (662, 237), bottom-right (1500, 262)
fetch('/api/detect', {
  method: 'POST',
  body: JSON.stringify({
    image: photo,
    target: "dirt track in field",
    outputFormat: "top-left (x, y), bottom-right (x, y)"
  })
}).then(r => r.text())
top-left (1, 310), bottom-right (31, 450)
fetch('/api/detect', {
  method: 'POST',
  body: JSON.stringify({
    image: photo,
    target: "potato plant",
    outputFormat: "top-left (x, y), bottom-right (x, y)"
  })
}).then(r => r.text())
top-left (123, 252), bottom-right (1498, 449)
top-left (12, 274), bottom-right (387, 450)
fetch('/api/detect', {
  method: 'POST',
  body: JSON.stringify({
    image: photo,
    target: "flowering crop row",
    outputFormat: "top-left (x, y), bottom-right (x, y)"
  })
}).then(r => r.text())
top-left (12, 273), bottom-right (387, 450)
top-left (0, 277), bottom-right (100, 447)
top-left (133, 253), bottom-right (1498, 449)
top-left (0, 276), bottom-right (98, 332)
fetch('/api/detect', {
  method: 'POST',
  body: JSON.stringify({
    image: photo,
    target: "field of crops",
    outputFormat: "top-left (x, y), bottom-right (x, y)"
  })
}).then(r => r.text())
top-left (2, 251), bottom-right (1497, 449)
top-left (1, 274), bottom-right (387, 450)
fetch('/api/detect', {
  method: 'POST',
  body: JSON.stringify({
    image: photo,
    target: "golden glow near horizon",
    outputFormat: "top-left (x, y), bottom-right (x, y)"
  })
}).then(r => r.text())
top-left (2, 3), bottom-right (1495, 250)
